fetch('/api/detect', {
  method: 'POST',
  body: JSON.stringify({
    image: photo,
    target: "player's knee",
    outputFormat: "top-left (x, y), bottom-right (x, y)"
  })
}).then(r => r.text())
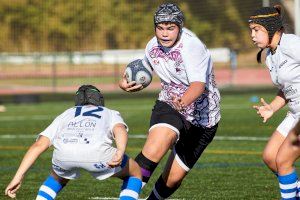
top-left (141, 141), bottom-right (168, 162)
top-left (262, 151), bottom-right (276, 168)
top-left (143, 129), bottom-right (177, 160)
top-left (142, 141), bottom-right (173, 161)
top-left (142, 148), bottom-right (160, 161)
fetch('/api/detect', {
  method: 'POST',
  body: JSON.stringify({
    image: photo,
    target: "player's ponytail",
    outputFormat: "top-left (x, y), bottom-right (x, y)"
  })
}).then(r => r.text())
top-left (274, 5), bottom-right (282, 16)
top-left (256, 49), bottom-right (264, 64)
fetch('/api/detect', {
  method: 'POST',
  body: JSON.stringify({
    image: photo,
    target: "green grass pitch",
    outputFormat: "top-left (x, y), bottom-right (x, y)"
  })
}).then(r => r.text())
top-left (0, 91), bottom-right (293, 199)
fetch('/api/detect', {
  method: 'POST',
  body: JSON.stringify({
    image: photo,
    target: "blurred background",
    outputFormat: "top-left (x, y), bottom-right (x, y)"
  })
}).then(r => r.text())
top-left (1, 1), bottom-right (300, 199)
top-left (0, 0), bottom-right (299, 97)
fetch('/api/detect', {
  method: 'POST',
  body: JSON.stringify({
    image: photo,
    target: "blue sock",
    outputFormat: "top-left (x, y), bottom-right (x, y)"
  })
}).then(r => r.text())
top-left (278, 170), bottom-right (298, 200)
top-left (36, 176), bottom-right (63, 200)
top-left (119, 176), bottom-right (142, 200)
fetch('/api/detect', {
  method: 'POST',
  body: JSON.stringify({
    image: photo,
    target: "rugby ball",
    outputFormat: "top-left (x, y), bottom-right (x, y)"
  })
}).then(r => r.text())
top-left (125, 59), bottom-right (152, 88)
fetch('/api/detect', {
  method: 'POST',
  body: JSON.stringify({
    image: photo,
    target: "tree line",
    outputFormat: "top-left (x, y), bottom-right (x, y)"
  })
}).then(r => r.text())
top-left (0, 0), bottom-right (267, 52)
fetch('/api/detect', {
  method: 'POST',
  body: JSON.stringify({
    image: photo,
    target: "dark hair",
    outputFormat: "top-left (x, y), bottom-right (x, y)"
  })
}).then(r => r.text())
top-left (249, 5), bottom-right (283, 63)
top-left (74, 85), bottom-right (104, 106)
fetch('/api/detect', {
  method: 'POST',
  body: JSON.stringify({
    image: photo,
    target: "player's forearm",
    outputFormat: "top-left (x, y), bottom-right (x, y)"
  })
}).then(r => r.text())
top-left (181, 82), bottom-right (205, 106)
top-left (270, 90), bottom-right (287, 113)
top-left (14, 141), bottom-right (48, 179)
top-left (113, 124), bottom-right (128, 153)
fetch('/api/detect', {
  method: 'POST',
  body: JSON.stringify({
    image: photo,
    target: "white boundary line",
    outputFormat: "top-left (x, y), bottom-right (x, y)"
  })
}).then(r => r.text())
top-left (129, 135), bottom-right (269, 141)
top-left (0, 115), bottom-right (52, 121)
top-left (89, 198), bottom-right (183, 200)
top-left (0, 105), bottom-right (263, 122)
top-left (0, 134), bottom-right (268, 141)
top-left (214, 136), bottom-right (268, 141)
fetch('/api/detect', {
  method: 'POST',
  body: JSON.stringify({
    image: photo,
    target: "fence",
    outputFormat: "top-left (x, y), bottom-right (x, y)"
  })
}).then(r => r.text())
top-left (0, 48), bottom-right (243, 95)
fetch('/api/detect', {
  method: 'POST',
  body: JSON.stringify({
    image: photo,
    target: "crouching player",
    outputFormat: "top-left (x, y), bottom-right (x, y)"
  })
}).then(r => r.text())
top-left (5, 85), bottom-right (142, 200)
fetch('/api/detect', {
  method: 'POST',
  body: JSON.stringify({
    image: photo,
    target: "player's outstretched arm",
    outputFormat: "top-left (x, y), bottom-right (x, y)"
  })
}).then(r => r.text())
top-left (5, 136), bottom-right (50, 198)
top-left (119, 73), bottom-right (143, 92)
top-left (107, 123), bottom-right (128, 168)
top-left (253, 90), bottom-right (287, 123)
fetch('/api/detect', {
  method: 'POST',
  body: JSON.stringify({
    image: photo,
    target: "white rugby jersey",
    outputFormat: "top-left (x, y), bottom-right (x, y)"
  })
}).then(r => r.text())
top-left (266, 33), bottom-right (300, 115)
top-left (39, 105), bottom-right (128, 162)
top-left (144, 28), bottom-right (221, 127)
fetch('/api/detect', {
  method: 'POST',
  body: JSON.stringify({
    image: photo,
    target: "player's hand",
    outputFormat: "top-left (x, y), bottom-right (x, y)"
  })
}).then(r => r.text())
top-left (172, 96), bottom-right (186, 111)
top-left (107, 150), bottom-right (124, 168)
top-left (5, 177), bottom-right (22, 199)
top-left (119, 73), bottom-right (143, 92)
top-left (253, 98), bottom-right (274, 123)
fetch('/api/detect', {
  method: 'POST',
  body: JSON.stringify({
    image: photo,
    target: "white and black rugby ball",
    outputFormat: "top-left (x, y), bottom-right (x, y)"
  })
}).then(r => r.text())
top-left (125, 59), bottom-right (152, 88)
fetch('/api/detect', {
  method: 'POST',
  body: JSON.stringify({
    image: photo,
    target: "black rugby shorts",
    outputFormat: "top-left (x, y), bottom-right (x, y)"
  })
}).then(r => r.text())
top-left (150, 100), bottom-right (218, 170)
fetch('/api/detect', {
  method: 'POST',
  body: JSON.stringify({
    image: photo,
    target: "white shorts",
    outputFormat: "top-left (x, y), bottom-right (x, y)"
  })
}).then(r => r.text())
top-left (52, 154), bottom-right (128, 180)
top-left (277, 112), bottom-right (299, 137)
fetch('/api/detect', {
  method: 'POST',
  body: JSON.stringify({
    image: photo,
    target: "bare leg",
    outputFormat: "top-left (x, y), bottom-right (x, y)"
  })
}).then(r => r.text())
top-left (162, 152), bottom-right (187, 188)
top-left (142, 127), bottom-right (177, 162)
top-left (135, 126), bottom-right (178, 186)
top-left (262, 131), bottom-right (285, 172)
top-left (275, 126), bottom-right (300, 200)
top-left (276, 130), bottom-right (300, 175)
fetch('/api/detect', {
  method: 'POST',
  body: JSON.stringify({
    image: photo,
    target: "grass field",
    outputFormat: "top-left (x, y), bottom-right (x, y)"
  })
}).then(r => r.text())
top-left (0, 91), bottom-right (294, 199)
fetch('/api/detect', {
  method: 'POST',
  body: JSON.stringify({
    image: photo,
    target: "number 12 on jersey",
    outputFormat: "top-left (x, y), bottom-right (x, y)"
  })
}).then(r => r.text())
top-left (74, 106), bottom-right (103, 119)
